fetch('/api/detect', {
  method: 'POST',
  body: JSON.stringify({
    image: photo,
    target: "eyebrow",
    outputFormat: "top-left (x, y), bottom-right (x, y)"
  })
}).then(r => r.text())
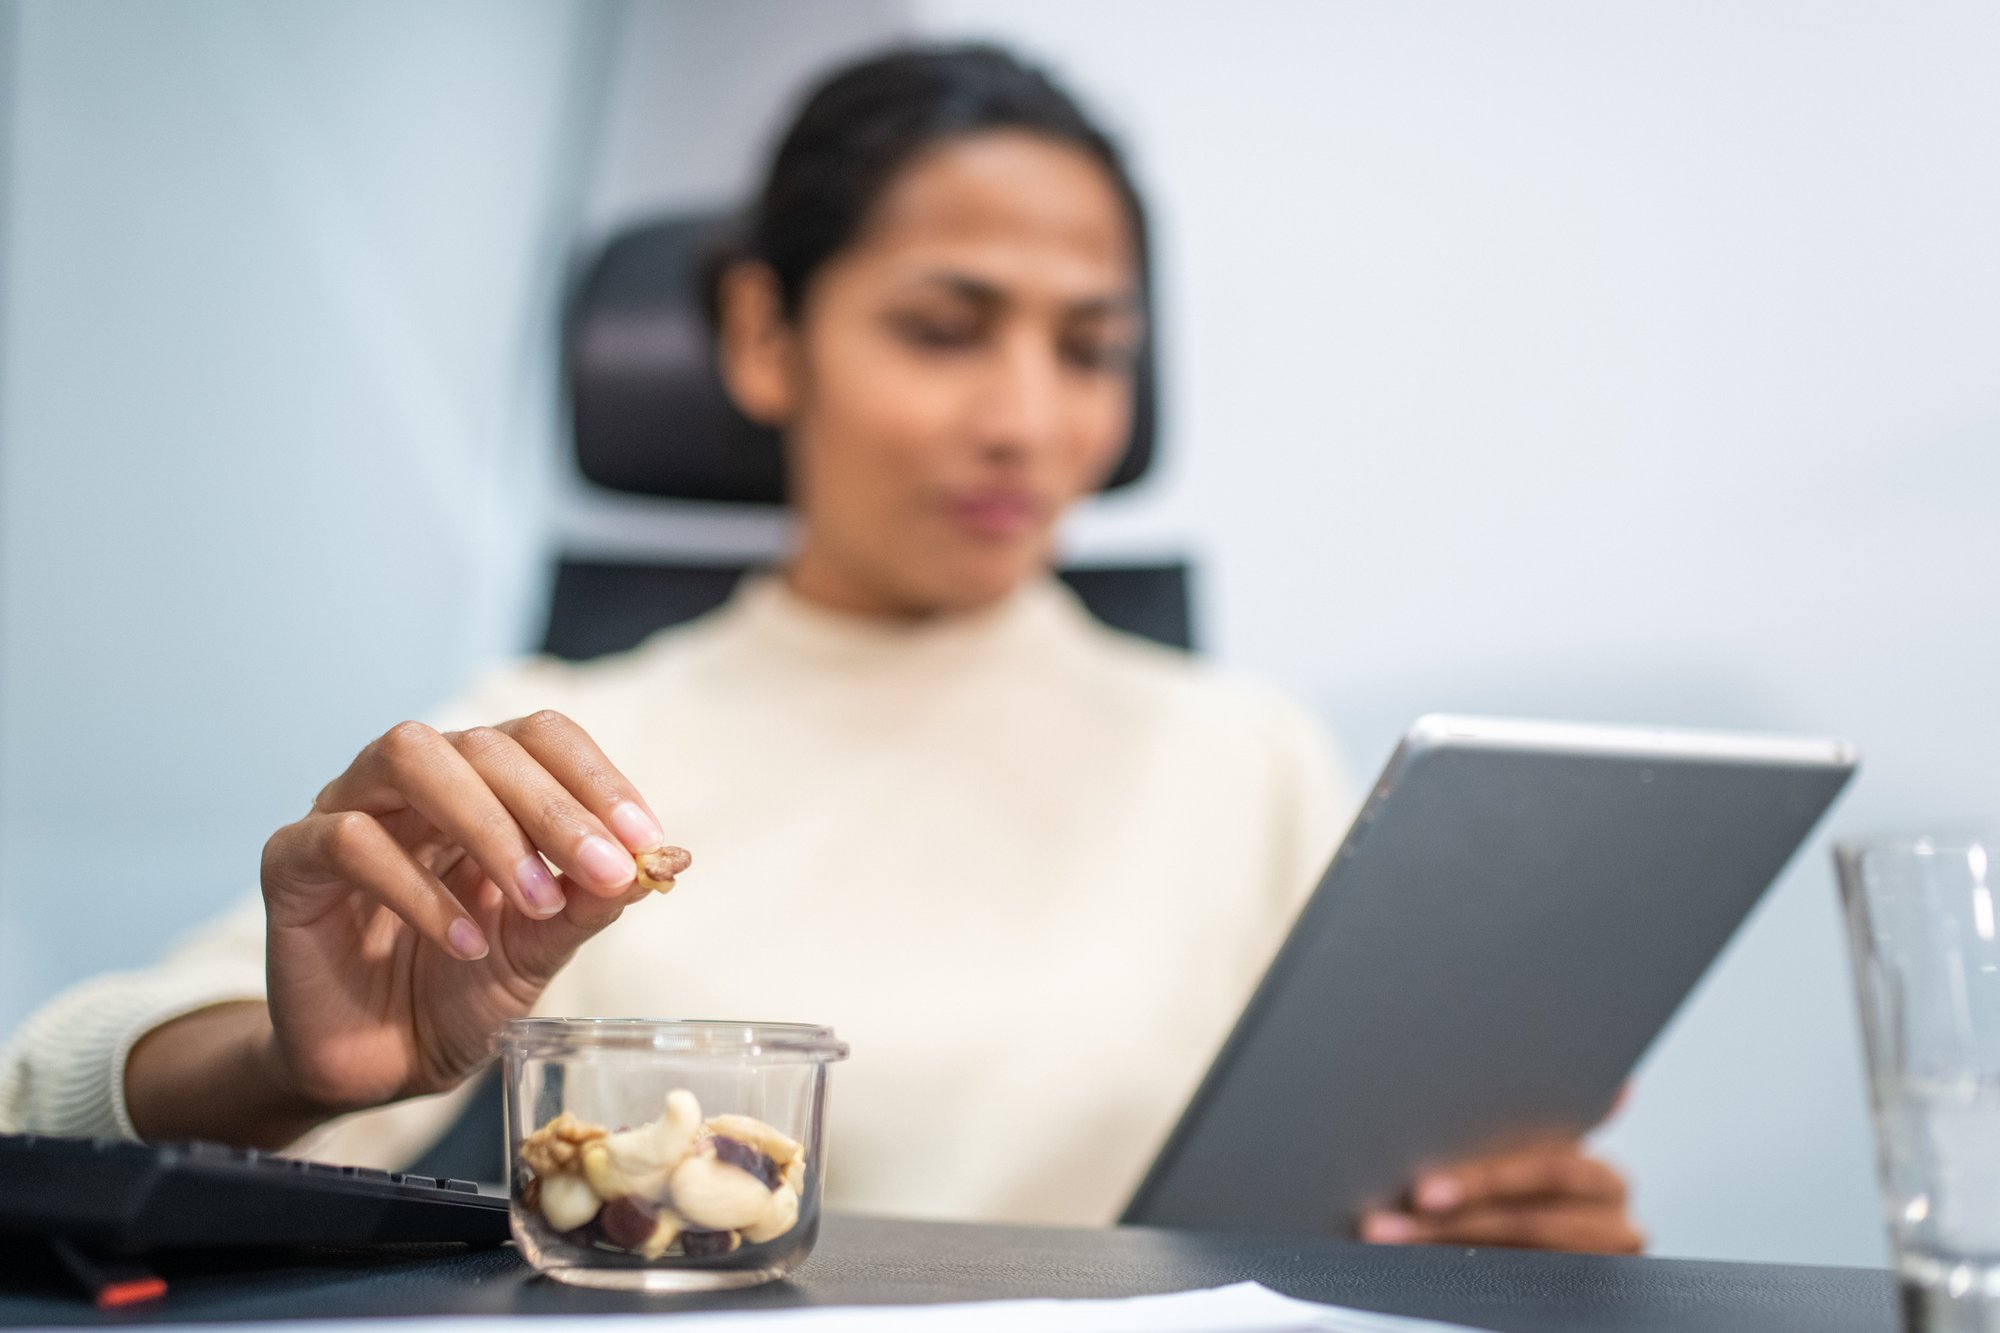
top-left (909, 270), bottom-right (1141, 319)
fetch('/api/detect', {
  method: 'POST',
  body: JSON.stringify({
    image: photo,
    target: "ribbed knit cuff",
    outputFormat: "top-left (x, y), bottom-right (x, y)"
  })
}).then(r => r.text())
top-left (0, 966), bottom-right (264, 1140)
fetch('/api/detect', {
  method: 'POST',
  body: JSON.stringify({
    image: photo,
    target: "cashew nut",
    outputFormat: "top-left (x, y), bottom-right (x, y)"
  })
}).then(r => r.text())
top-left (579, 1089), bottom-right (704, 1201)
top-left (741, 1184), bottom-right (799, 1244)
top-left (579, 1140), bottom-right (630, 1201)
top-left (538, 1171), bottom-right (602, 1232)
top-left (661, 1089), bottom-right (703, 1146)
top-left (668, 1151), bottom-right (772, 1231)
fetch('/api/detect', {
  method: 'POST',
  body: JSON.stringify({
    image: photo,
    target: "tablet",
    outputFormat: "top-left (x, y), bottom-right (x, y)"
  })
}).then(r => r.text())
top-left (1122, 714), bottom-right (1857, 1233)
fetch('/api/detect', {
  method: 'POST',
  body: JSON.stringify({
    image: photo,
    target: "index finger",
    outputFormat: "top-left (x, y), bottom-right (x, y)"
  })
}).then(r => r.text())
top-left (494, 710), bottom-right (666, 854)
top-left (1413, 1142), bottom-right (1627, 1214)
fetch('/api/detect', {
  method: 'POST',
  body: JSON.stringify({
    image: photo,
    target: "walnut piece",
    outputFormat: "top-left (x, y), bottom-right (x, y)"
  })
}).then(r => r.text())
top-left (636, 846), bottom-right (693, 893)
top-left (518, 1110), bottom-right (607, 1176)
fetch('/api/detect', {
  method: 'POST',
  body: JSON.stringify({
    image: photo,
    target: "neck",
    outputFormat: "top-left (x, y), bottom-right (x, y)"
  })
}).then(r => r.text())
top-left (783, 542), bottom-right (1011, 623)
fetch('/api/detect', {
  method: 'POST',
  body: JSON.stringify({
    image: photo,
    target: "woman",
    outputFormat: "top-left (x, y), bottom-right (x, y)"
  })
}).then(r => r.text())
top-left (0, 46), bottom-right (1638, 1252)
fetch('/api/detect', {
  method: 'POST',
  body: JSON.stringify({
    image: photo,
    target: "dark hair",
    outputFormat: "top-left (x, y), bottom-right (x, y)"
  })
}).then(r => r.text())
top-left (709, 43), bottom-right (1149, 324)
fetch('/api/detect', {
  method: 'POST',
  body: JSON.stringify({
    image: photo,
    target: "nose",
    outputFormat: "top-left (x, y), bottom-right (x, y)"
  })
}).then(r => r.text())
top-left (965, 328), bottom-right (1064, 468)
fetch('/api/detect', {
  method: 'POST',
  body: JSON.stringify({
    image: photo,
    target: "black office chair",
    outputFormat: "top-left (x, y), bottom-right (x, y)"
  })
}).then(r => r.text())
top-left (406, 213), bottom-right (1186, 1183)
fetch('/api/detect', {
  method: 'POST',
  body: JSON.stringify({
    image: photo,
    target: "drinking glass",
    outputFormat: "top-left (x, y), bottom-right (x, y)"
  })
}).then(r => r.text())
top-left (1837, 836), bottom-right (2000, 1332)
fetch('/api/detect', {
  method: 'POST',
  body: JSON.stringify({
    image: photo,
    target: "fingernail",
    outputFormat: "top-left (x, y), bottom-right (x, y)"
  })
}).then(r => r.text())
top-left (515, 855), bottom-right (564, 916)
top-left (447, 918), bottom-right (488, 960)
top-left (577, 835), bottom-right (636, 890)
top-left (1362, 1211), bottom-right (1417, 1244)
top-left (608, 802), bottom-right (664, 852)
top-left (1416, 1176), bottom-right (1463, 1212)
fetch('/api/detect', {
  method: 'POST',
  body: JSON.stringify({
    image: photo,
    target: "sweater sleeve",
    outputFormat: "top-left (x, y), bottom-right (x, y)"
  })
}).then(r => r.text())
top-left (0, 896), bottom-right (267, 1139)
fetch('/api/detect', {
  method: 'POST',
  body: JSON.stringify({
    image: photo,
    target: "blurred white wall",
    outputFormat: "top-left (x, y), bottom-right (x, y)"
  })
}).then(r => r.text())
top-left (5, 0), bottom-right (1999, 1270)
top-left (908, 0), bottom-right (2000, 1267)
top-left (0, 0), bottom-right (612, 1024)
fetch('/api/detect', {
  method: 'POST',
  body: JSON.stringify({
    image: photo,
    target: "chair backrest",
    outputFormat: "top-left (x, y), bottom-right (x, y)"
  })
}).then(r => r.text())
top-left (542, 560), bottom-right (1194, 660)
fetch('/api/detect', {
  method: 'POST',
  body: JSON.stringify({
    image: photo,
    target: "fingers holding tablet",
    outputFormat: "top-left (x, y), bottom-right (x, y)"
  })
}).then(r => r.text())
top-left (1360, 1140), bottom-right (1643, 1254)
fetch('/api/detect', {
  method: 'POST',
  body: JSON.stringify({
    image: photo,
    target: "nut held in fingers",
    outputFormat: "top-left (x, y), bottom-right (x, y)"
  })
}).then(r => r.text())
top-left (636, 846), bottom-right (692, 893)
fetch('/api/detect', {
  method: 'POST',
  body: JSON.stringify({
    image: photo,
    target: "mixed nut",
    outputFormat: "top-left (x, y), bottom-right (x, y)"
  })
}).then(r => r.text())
top-left (515, 1090), bottom-right (804, 1260)
top-left (635, 846), bottom-right (692, 894)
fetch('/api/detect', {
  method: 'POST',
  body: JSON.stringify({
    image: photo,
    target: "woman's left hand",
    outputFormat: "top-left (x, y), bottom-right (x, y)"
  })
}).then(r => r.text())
top-left (1359, 1140), bottom-right (1644, 1254)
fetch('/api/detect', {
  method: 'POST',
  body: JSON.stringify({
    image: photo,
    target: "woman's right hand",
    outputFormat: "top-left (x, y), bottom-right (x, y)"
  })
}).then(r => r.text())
top-left (253, 710), bottom-right (681, 1118)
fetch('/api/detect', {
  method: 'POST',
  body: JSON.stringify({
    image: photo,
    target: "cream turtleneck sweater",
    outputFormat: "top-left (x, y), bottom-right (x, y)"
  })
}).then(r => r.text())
top-left (1, 576), bottom-right (1351, 1226)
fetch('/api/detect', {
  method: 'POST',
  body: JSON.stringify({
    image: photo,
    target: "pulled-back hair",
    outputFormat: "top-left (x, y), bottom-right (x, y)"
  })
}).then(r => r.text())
top-left (709, 43), bottom-right (1150, 323)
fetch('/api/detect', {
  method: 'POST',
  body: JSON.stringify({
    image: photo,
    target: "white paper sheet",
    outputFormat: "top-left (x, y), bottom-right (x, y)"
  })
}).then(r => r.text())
top-left (560, 1282), bottom-right (1486, 1331)
top-left (32, 1283), bottom-right (1487, 1333)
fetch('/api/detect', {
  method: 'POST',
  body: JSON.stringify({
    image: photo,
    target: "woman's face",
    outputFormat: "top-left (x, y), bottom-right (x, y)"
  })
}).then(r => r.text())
top-left (720, 130), bottom-right (1143, 618)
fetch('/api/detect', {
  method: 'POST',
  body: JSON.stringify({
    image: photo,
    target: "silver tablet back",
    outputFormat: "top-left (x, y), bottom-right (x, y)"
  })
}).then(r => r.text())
top-left (1123, 715), bottom-right (1857, 1233)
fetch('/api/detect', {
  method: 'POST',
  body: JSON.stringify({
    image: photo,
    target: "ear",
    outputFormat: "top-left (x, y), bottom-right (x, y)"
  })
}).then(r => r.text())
top-left (715, 261), bottom-right (799, 428)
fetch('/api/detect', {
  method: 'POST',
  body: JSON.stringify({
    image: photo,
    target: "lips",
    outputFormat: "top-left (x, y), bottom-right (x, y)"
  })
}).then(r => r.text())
top-left (943, 489), bottom-right (1046, 540)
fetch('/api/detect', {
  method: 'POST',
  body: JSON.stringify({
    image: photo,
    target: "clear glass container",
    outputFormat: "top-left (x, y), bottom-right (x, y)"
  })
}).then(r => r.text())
top-left (499, 1018), bottom-right (848, 1292)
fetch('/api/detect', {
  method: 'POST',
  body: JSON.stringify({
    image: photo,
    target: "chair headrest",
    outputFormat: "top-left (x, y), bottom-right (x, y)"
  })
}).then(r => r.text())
top-left (565, 214), bottom-right (1158, 504)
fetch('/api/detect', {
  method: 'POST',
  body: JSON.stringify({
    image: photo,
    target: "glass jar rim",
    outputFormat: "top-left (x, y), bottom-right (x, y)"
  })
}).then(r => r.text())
top-left (498, 1017), bottom-right (848, 1062)
top-left (1837, 832), bottom-right (2000, 859)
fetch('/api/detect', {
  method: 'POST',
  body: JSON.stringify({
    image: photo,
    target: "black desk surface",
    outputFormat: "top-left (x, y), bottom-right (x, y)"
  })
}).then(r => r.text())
top-left (0, 1214), bottom-right (1896, 1332)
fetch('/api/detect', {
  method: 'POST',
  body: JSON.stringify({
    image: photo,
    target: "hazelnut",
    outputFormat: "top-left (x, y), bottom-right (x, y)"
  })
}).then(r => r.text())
top-left (537, 1171), bottom-right (602, 1232)
top-left (596, 1195), bottom-right (659, 1250)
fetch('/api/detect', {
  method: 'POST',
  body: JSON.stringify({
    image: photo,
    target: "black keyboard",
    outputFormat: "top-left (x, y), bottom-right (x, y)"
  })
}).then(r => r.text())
top-left (0, 1133), bottom-right (510, 1254)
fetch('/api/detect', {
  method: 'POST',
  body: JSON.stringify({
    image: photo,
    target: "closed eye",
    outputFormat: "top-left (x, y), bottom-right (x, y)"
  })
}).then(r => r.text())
top-left (1060, 335), bottom-right (1138, 374)
top-left (887, 311), bottom-right (985, 353)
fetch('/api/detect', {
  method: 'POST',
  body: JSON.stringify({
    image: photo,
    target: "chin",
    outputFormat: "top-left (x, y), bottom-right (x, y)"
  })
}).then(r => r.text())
top-left (913, 546), bottom-right (1048, 615)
